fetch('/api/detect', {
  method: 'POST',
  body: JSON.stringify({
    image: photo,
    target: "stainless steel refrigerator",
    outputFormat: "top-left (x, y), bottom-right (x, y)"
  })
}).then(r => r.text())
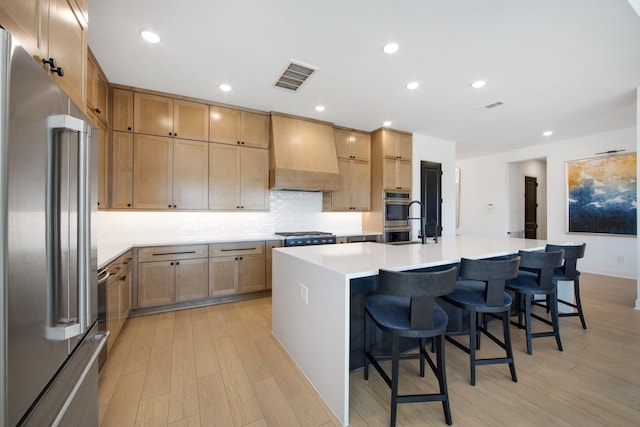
top-left (0, 29), bottom-right (107, 426)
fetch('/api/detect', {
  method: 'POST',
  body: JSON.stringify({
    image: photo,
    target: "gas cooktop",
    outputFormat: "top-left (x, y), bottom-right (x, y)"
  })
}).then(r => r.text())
top-left (275, 231), bottom-right (336, 246)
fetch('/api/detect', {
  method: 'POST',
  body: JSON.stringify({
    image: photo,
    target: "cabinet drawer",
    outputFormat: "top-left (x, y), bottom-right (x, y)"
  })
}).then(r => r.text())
top-left (138, 244), bottom-right (208, 262)
top-left (210, 242), bottom-right (265, 257)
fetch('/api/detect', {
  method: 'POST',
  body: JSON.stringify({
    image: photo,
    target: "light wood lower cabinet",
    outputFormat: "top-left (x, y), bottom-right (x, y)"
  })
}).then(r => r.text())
top-left (137, 245), bottom-right (209, 307)
top-left (265, 240), bottom-right (282, 289)
top-left (105, 250), bottom-right (133, 352)
top-left (209, 242), bottom-right (266, 295)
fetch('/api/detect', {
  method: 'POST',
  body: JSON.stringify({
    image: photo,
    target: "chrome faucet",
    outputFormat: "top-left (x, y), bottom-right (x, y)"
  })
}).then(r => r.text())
top-left (407, 200), bottom-right (427, 244)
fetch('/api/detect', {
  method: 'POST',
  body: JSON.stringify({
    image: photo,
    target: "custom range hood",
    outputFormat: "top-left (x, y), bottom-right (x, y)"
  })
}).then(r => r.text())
top-left (269, 112), bottom-right (341, 191)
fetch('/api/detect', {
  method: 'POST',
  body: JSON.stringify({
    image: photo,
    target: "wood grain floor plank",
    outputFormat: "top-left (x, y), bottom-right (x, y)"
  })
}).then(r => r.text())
top-left (168, 332), bottom-right (199, 423)
top-left (214, 335), bottom-right (264, 426)
top-left (135, 394), bottom-right (169, 427)
top-left (253, 376), bottom-right (301, 426)
top-left (196, 373), bottom-right (234, 427)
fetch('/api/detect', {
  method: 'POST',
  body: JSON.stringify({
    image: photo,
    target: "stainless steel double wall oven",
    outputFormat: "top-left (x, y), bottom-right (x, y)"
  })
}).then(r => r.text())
top-left (383, 190), bottom-right (412, 243)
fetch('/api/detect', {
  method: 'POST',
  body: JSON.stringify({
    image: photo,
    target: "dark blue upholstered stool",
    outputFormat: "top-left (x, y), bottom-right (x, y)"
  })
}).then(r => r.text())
top-left (506, 249), bottom-right (564, 355)
top-left (441, 257), bottom-right (520, 386)
top-left (364, 267), bottom-right (457, 426)
top-left (545, 243), bottom-right (587, 329)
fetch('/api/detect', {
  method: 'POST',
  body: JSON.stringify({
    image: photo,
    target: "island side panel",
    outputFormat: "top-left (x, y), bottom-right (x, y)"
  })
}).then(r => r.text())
top-left (272, 249), bottom-right (351, 426)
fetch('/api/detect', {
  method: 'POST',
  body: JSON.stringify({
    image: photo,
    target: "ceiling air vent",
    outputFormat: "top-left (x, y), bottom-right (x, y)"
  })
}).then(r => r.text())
top-left (484, 101), bottom-right (504, 109)
top-left (275, 60), bottom-right (317, 91)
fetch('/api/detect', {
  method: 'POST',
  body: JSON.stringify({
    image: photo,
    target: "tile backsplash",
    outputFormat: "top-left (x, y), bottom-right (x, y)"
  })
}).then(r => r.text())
top-left (97, 190), bottom-right (364, 243)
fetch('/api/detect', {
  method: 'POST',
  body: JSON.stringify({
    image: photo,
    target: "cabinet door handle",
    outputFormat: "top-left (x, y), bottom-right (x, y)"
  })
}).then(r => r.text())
top-left (42, 57), bottom-right (64, 76)
top-left (152, 250), bottom-right (197, 256)
top-left (220, 247), bottom-right (256, 252)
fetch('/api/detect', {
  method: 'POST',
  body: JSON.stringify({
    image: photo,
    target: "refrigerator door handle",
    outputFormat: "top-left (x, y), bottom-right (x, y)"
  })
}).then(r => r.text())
top-left (45, 115), bottom-right (91, 341)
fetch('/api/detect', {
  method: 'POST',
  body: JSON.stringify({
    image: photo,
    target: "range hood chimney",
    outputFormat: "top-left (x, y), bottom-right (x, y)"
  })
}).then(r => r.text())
top-left (269, 112), bottom-right (340, 191)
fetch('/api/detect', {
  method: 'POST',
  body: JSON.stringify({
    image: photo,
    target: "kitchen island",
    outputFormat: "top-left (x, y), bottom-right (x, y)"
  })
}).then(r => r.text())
top-left (271, 235), bottom-right (547, 426)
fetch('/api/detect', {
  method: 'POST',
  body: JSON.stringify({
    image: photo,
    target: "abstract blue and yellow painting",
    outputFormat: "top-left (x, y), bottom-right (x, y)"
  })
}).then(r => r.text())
top-left (567, 152), bottom-right (636, 235)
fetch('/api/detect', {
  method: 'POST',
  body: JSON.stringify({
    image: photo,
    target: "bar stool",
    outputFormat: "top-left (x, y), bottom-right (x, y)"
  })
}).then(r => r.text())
top-left (545, 243), bottom-right (587, 329)
top-left (505, 249), bottom-right (564, 354)
top-left (441, 257), bottom-right (520, 386)
top-left (364, 267), bottom-right (457, 426)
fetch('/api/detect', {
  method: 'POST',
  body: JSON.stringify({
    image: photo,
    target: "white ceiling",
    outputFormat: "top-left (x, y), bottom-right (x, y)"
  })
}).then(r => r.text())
top-left (87, 0), bottom-right (640, 159)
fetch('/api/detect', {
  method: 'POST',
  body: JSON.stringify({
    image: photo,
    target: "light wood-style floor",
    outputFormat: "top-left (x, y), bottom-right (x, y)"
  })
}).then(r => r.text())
top-left (99, 273), bottom-right (640, 426)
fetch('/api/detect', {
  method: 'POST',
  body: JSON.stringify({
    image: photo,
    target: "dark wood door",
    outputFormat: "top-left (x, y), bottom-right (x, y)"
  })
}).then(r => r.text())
top-left (524, 176), bottom-right (537, 239)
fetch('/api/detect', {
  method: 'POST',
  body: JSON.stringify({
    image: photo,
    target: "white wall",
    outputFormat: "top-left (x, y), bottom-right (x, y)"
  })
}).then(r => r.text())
top-left (457, 126), bottom-right (637, 281)
top-left (411, 133), bottom-right (457, 238)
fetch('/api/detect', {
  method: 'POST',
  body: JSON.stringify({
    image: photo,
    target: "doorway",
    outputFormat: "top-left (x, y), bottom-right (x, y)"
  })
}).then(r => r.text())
top-left (420, 161), bottom-right (442, 237)
top-left (524, 176), bottom-right (537, 239)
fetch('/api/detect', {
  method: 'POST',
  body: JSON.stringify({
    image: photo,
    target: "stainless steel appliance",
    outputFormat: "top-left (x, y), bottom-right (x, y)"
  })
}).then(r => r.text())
top-left (382, 191), bottom-right (412, 243)
top-left (383, 190), bottom-right (411, 227)
top-left (1, 30), bottom-right (107, 426)
top-left (275, 231), bottom-right (337, 247)
top-left (383, 227), bottom-right (412, 243)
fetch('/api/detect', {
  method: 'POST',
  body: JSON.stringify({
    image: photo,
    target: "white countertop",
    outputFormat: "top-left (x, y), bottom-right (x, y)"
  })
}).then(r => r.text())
top-left (97, 231), bottom-right (382, 267)
top-left (274, 235), bottom-right (547, 279)
top-left (98, 233), bottom-right (282, 267)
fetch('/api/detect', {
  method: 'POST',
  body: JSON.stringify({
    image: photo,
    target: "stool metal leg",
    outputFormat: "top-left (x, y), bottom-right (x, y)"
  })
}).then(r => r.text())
top-left (469, 310), bottom-right (477, 386)
top-left (574, 279), bottom-right (587, 329)
top-left (502, 310), bottom-right (518, 382)
top-left (550, 293), bottom-right (563, 351)
top-left (390, 335), bottom-right (400, 427)
top-left (436, 334), bottom-right (453, 425)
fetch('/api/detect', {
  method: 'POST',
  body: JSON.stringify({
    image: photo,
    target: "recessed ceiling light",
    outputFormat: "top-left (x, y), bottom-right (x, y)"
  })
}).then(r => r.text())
top-left (315, 105), bottom-right (325, 112)
top-left (471, 80), bottom-right (486, 89)
top-left (140, 30), bottom-right (160, 43)
top-left (382, 43), bottom-right (399, 54)
top-left (542, 130), bottom-right (553, 137)
top-left (383, 121), bottom-right (392, 127)
top-left (406, 81), bottom-right (419, 90)
top-left (219, 84), bottom-right (232, 92)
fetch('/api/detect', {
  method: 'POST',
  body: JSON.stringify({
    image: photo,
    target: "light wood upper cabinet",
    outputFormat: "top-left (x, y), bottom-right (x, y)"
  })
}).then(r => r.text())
top-left (110, 131), bottom-right (134, 208)
top-left (96, 124), bottom-right (108, 209)
top-left (209, 143), bottom-right (269, 210)
top-left (210, 106), bottom-right (269, 149)
top-left (382, 158), bottom-right (412, 191)
top-left (323, 158), bottom-right (370, 211)
top-left (174, 99), bottom-right (210, 141)
top-left (134, 93), bottom-right (209, 141)
top-left (371, 128), bottom-right (412, 192)
top-left (134, 93), bottom-right (173, 136)
top-left (172, 139), bottom-right (209, 209)
top-left (47, 0), bottom-right (86, 108)
top-left (334, 128), bottom-right (371, 161)
top-left (1, 0), bottom-right (87, 108)
top-left (112, 88), bottom-right (134, 132)
top-left (0, 0), bottom-right (40, 50)
top-left (132, 134), bottom-right (173, 209)
top-left (381, 129), bottom-right (412, 161)
top-left (86, 49), bottom-right (109, 127)
top-left (324, 127), bottom-right (371, 211)
top-left (132, 135), bottom-right (208, 209)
